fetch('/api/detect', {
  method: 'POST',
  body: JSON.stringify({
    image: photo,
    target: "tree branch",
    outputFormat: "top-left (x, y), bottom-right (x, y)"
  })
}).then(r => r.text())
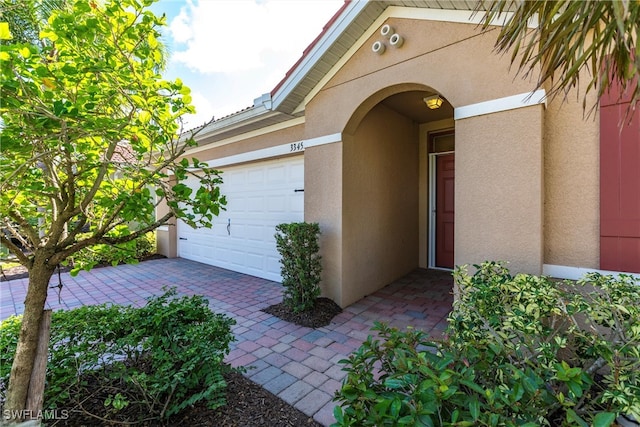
top-left (0, 235), bottom-right (32, 268)
top-left (49, 211), bottom-right (174, 266)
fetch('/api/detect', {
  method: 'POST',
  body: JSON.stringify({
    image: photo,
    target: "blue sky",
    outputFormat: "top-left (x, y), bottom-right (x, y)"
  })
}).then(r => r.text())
top-left (150, 0), bottom-right (344, 128)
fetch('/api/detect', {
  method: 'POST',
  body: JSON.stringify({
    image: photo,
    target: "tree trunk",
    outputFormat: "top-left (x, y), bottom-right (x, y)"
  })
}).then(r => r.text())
top-left (3, 256), bottom-right (55, 420)
top-left (25, 309), bottom-right (52, 419)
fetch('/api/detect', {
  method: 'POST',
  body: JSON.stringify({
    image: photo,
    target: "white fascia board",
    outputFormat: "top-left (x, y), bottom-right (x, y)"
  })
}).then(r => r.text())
top-left (203, 132), bottom-right (341, 169)
top-left (387, 6), bottom-right (538, 28)
top-left (454, 89), bottom-right (546, 120)
top-left (185, 116), bottom-right (305, 156)
top-left (271, 1), bottom-right (370, 111)
top-left (196, 103), bottom-right (273, 139)
top-left (543, 264), bottom-right (640, 281)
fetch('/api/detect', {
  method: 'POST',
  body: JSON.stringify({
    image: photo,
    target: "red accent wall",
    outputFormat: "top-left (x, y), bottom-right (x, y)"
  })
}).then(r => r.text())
top-left (600, 79), bottom-right (640, 273)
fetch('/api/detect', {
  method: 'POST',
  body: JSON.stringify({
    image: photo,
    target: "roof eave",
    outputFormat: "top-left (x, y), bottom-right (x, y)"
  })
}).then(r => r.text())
top-left (271, 0), bottom-right (369, 113)
top-left (192, 94), bottom-right (298, 145)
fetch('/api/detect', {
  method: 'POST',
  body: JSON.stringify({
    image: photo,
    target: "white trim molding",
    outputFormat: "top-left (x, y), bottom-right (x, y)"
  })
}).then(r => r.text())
top-left (454, 89), bottom-right (547, 121)
top-left (185, 116), bottom-right (305, 156)
top-left (543, 264), bottom-right (640, 281)
top-left (204, 132), bottom-right (341, 168)
top-left (303, 132), bottom-right (342, 148)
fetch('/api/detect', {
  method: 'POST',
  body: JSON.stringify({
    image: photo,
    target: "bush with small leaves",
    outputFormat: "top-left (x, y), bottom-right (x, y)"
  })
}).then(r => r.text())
top-left (68, 231), bottom-right (157, 275)
top-left (333, 262), bottom-right (640, 426)
top-left (275, 222), bottom-right (322, 313)
top-left (0, 288), bottom-right (235, 422)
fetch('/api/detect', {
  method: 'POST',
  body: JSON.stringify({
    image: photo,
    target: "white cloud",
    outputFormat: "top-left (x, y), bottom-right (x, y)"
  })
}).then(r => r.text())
top-left (168, 0), bottom-right (343, 74)
top-left (181, 90), bottom-right (217, 128)
top-left (168, 1), bottom-right (195, 44)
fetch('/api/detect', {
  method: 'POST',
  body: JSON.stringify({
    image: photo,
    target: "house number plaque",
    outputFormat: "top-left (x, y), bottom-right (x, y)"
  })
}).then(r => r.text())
top-left (289, 142), bottom-right (304, 152)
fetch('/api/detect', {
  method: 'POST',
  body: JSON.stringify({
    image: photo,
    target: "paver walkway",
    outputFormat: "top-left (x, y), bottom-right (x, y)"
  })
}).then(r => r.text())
top-left (0, 258), bottom-right (453, 426)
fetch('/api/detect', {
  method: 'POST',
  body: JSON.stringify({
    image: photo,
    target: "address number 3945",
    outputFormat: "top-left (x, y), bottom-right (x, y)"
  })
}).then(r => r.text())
top-left (290, 142), bottom-right (304, 152)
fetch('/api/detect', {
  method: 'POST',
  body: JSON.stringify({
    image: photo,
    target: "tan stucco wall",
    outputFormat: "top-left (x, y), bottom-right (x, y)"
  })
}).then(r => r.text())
top-left (156, 177), bottom-right (177, 258)
top-left (305, 18), bottom-right (534, 139)
top-left (189, 122), bottom-right (306, 166)
top-left (304, 141), bottom-right (344, 304)
top-left (341, 103), bottom-right (419, 306)
top-left (543, 94), bottom-right (600, 268)
top-left (455, 105), bottom-right (544, 274)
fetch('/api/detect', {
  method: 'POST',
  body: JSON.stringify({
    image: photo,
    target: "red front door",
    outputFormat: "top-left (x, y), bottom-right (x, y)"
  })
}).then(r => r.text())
top-left (436, 154), bottom-right (455, 268)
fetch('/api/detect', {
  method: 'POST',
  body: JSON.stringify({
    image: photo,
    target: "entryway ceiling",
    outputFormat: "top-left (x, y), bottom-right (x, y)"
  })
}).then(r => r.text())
top-left (381, 91), bottom-right (454, 124)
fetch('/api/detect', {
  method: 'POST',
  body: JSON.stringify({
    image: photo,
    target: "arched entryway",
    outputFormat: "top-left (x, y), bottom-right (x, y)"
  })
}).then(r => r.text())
top-left (339, 87), bottom-right (455, 304)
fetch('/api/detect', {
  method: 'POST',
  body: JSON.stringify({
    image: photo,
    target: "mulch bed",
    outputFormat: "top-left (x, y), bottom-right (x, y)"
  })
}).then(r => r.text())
top-left (2, 258), bottom-right (343, 426)
top-left (169, 371), bottom-right (323, 427)
top-left (262, 297), bottom-right (343, 328)
top-left (52, 370), bottom-right (323, 427)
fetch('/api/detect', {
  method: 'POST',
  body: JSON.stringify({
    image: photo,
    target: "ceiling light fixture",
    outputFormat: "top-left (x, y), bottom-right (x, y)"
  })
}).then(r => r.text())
top-left (423, 95), bottom-right (443, 109)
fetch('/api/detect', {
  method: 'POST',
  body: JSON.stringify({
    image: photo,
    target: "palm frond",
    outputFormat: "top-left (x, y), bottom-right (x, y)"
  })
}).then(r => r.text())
top-left (477, 0), bottom-right (639, 116)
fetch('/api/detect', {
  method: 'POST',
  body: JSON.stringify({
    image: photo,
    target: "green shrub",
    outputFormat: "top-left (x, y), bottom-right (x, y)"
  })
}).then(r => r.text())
top-left (274, 222), bottom-right (322, 313)
top-left (69, 230), bottom-right (156, 275)
top-left (0, 288), bottom-right (235, 421)
top-left (333, 262), bottom-right (640, 426)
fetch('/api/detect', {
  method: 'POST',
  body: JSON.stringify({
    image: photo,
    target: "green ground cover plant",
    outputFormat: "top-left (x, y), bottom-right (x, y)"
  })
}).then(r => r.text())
top-left (0, 288), bottom-right (235, 422)
top-left (334, 261), bottom-right (640, 426)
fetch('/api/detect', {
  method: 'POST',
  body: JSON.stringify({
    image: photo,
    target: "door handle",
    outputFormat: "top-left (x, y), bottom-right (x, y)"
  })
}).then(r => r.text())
top-left (179, 237), bottom-right (187, 240)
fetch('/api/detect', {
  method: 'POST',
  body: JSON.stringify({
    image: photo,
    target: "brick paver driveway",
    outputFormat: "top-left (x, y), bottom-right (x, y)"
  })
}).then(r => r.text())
top-left (0, 258), bottom-right (453, 426)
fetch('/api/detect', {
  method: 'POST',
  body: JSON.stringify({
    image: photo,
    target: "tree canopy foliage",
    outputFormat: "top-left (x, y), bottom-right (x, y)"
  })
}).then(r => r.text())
top-left (0, 0), bottom-right (225, 413)
top-left (479, 0), bottom-right (639, 112)
top-left (0, 0), bottom-right (225, 269)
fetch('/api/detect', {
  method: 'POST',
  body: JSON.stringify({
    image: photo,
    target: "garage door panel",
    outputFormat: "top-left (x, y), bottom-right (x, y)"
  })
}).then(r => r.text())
top-left (248, 169), bottom-right (264, 184)
top-left (268, 196), bottom-right (287, 212)
top-left (267, 165), bottom-right (286, 182)
top-left (266, 255), bottom-right (282, 276)
top-left (178, 156), bottom-right (304, 282)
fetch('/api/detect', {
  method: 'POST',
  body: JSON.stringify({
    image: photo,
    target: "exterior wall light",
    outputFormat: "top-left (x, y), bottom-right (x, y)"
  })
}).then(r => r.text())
top-left (389, 33), bottom-right (404, 48)
top-left (372, 40), bottom-right (385, 55)
top-left (380, 24), bottom-right (394, 38)
top-left (424, 95), bottom-right (443, 109)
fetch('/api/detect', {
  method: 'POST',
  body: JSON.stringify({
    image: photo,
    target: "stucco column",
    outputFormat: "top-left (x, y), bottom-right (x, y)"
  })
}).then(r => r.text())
top-left (455, 105), bottom-right (544, 274)
top-left (156, 176), bottom-right (178, 258)
top-left (304, 141), bottom-right (344, 306)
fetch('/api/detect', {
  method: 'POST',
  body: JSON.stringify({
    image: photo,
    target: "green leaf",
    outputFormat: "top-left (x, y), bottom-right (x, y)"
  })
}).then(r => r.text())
top-left (390, 398), bottom-right (401, 418)
top-left (592, 412), bottom-right (616, 427)
top-left (469, 396), bottom-right (480, 420)
top-left (139, 110), bottom-right (151, 123)
top-left (416, 414), bottom-right (434, 427)
top-left (0, 22), bottom-right (12, 40)
top-left (61, 64), bottom-right (77, 74)
top-left (384, 378), bottom-right (405, 389)
top-left (566, 409), bottom-right (588, 427)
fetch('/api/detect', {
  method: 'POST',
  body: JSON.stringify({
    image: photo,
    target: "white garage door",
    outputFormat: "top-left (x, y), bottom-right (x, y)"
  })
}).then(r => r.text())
top-left (177, 156), bottom-right (304, 282)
